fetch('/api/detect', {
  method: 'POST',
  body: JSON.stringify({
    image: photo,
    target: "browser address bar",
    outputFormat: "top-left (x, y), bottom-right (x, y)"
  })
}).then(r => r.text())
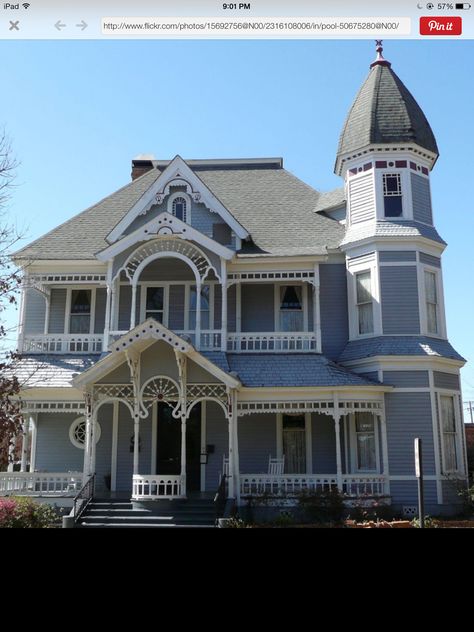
top-left (101, 17), bottom-right (412, 37)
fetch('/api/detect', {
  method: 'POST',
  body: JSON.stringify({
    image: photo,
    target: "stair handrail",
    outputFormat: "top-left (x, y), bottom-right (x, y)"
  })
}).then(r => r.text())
top-left (73, 474), bottom-right (95, 524)
top-left (214, 473), bottom-right (227, 523)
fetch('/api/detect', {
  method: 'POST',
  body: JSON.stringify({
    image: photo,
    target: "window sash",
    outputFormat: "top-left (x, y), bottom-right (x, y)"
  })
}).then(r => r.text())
top-left (425, 271), bottom-right (438, 334)
top-left (356, 272), bottom-right (373, 334)
top-left (279, 286), bottom-right (303, 332)
top-left (69, 290), bottom-right (91, 334)
top-left (440, 395), bottom-right (458, 472)
top-left (145, 287), bottom-right (165, 322)
top-left (189, 285), bottom-right (210, 330)
top-left (355, 413), bottom-right (376, 471)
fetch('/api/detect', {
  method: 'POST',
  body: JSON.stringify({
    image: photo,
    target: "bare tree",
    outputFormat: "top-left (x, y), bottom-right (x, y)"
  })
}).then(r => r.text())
top-left (0, 129), bottom-right (23, 469)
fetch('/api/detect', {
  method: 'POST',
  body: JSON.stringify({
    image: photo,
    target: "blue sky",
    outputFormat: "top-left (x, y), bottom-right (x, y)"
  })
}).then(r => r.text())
top-left (2, 38), bottom-right (474, 404)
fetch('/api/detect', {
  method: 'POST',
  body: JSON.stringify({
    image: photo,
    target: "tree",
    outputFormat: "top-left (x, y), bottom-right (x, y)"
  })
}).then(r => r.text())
top-left (0, 130), bottom-right (23, 470)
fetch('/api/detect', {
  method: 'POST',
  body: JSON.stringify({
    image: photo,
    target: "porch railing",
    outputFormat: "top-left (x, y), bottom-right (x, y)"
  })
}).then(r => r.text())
top-left (22, 334), bottom-right (103, 354)
top-left (132, 474), bottom-right (185, 500)
top-left (227, 332), bottom-right (317, 352)
top-left (72, 474), bottom-right (95, 523)
top-left (240, 474), bottom-right (387, 497)
top-left (0, 472), bottom-right (83, 496)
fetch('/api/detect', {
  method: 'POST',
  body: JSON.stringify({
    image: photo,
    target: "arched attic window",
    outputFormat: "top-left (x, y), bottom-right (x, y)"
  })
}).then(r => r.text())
top-left (172, 196), bottom-right (187, 222)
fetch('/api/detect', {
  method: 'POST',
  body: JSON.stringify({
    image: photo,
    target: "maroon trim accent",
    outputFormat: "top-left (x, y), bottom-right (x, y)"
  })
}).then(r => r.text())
top-left (410, 161), bottom-right (417, 170)
top-left (363, 162), bottom-right (372, 171)
top-left (421, 167), bottom-right (429, 175)
top-left (349, 168), bottom-right (358, 176)
top-left (395, 160), bottom-right (407, 168)
top-left (375, 161), bottom-right (387, 169)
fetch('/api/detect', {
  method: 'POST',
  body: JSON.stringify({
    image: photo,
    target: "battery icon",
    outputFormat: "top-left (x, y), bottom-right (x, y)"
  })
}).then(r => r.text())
top-left (455, 3), bottom-right (471, 8)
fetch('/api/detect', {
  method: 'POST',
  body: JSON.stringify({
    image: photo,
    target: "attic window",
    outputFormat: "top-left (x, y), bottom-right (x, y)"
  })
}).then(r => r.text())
top-left (383, 173), bottom-right (403, 217)
top-left (172, 197), bottom-right (187, 222)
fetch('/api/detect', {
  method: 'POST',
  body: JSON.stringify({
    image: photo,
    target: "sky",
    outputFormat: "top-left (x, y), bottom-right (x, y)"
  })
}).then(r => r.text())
top-left (1, 38), bottom-right (473, 407)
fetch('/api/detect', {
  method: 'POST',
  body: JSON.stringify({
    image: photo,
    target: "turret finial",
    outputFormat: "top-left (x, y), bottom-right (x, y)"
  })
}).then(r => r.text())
top-left (370, 39), bottom-right (392, 68)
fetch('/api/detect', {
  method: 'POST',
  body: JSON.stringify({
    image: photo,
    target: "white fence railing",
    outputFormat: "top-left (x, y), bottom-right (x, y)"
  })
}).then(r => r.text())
top-left (227, 333), bottom-right (317, 352)
top-left (132, 475), bottom-right (185, 500)
top-left (240, 474), bottom-right (386, 497)
top-left (0, 472), bottom-right (83, 496)
top-left (22, 334), bottom-right (103, 354)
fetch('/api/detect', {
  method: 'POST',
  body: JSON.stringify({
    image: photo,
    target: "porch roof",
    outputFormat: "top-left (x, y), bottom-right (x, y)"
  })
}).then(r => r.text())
top-left (338, 336), bottom-right (465, 363)
top-left (6, 354), bottom-right (97, 389)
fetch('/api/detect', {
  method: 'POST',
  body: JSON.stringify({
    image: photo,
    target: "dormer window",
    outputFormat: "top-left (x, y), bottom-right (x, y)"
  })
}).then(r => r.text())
top-left (172, 196), bottom-right (187, 222)
top-left (383, 173), bottom-right (403, 217)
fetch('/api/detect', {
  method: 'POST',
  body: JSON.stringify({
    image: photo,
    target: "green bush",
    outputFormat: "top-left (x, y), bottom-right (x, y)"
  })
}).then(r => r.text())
top-left (298, 487), bottom-right (345, 523)
top-left (0, 497), bottom-right (59, 528)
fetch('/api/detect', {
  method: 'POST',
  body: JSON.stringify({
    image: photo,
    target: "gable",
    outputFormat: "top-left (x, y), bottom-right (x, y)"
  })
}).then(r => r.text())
top-left (106, 155), bottom-right (249, 243)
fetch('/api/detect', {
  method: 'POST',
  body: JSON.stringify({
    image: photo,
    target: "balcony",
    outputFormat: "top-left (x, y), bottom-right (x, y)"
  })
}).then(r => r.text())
top-left (22, 334), bottom-right (103, 354)
top-left (226, 332), bottom-right (317, 352)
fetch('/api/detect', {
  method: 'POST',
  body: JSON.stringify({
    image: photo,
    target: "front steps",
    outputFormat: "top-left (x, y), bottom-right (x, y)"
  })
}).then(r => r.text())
top-left (77, 497), bottom-right (217, 528)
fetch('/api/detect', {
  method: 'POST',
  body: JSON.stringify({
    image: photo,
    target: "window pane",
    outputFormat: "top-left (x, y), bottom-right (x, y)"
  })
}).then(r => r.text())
top-left (384, 175), bottom-right (401, 194)
top-left (70, 315), bottom-right (90, 334)
top-left (280, 311), bottom-right (304, 332)
top-left (441, 396), bottom-right (455, 432)
top-left (425, 271), bottom-right (437, 303)
top-left (357, 434), bottom-right (376, 470)
top-left (282, 414), bottom-right (305, 430)
top-left (146, 287), bottom-right (164, 311)
top-left (172, 197), bottom-right (187, 222)
top-left (355, 414), bottom-right (374, 433)
top-left (358, 303), bottom-right (373, 334)
top-left (427, 303), bottom-right (438, 334)
top-left (71, 290), bottom-right (91, 314)
top-left (356, 272), bottom-right (371, 303)
top-left (280, 286), bottom-right (302, 310)
top-left (444, 435), bottom-right (457, 472)
top-left (189, 286), bottom-right (210, 329)
top-left (384, 196), bottom-right (403, 217)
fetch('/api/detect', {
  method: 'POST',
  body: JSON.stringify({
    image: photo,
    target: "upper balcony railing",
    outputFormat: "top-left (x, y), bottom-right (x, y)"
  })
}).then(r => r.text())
top-left (21, 331), bottom-right (317, 354)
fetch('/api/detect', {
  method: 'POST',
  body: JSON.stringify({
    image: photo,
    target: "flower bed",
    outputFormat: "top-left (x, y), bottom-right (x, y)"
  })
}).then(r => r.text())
top-left (0, 497), bottom-right (59, 528)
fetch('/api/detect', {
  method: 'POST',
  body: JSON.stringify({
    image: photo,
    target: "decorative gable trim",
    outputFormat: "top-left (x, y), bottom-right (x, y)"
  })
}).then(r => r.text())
top-left (96, 211), bottom-right (234, 266)
top-left (106, 155), bottom-right (249, 243)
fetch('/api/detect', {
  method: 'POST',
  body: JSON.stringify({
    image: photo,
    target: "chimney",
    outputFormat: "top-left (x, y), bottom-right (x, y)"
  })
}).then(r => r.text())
top-left (131, 154), bottom-right (156, 180)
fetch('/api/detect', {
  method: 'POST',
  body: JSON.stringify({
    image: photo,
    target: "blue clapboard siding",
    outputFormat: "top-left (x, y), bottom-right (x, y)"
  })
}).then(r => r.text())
top-left (94, 288), bottom-right (107, 334)
top-left (214, 284), bottom-right (222, 329)
top-left (390, 480), bottom-right (437, 507)
top-left (169, 285), bottom-right (185, 329)
top-left (191, 200), bottom-right (226, 238)
top-left (307, 285), bottom-right (314, 331)
top-left (48, 288), bottom-right (67, 333)
top-left (238, 414), bottom-right (277, 474)
top-left (320, 264), bottom-right (349, 360)
top-left (385, 392), bottom-right (436, 475)
top-left (35, 413), bottom-right (84, 472)
top-left (241, 284), bottom-right (274, 332)
top-left (433, 371), bottom-right (460, 390)
top-left (419, 252), bottom-right (441, 268)
top-left (358, 372), bottom-right (379, 382)
top-left (379, 251), bottom-right (417, 262)
top-left (118, 285), bottom-right (140, 330)
top-left (411, 173), bottom-right (433, 225)
top-left (381, 266), bottom-right (420, 334)
top-left (312, 413), bottom-right (337, 473)
top-left (139, 258), bottom-right (194, 281)
top-left (24, 289), bottom-right (46, 334)
top-left (383, 371), bottom-right (430, 388)
top-left (205, 401), bottom-right (229, 491)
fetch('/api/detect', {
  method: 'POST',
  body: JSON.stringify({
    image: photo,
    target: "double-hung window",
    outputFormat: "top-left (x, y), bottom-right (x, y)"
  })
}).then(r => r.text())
top-left (354, 413), bottom-right (377, 472)
top-left (383, 173), bottom-right (403, 217)
top-left (145, 287), bottom-right (165, 323)
top-left (425, 270), bottom-right (439, 335)
top-left (440, 395), bottom-right (460, 473)
top-left (69, 290), bottom-right (92, 334)
top-left (356, 271), bottom-right (373, 335)
top-left (279, 285), bottom-right (303, 332)
top-left (189, 285), bottom-right (210, 330)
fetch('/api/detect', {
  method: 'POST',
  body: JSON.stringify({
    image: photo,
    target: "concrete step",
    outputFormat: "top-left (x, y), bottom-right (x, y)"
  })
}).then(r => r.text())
top-left (79, 514), bottom-right (215, 525)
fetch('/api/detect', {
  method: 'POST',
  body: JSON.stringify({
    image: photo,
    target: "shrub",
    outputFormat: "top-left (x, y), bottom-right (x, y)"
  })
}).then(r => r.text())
top-left (0, 497), bottom-right (59, 528)
top-left (298, 487), bottom-right (345, 523)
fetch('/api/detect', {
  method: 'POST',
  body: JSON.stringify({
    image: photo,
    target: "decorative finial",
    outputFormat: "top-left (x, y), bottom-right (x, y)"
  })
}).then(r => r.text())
top-left (370, 39), bottom-right (392, 68)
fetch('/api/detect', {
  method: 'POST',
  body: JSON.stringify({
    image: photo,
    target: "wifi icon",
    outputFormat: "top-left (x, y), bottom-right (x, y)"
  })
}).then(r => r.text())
top-left (22, 2), bottom-right (30, 8)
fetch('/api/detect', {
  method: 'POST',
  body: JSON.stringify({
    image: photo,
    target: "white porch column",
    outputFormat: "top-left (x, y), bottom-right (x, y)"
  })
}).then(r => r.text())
top-left (133, 413), bottom-right (140, 476)
top-left (103, 263), bottom-right (113, 350)
top-left (221, 259), bottom-right (227, 352)
top-left (44, 291), bottom-right (51, 336)
top-left (29, 413), bottom-right (37, 473)
top-left (20, 416), bottom-right (30, 472)
top-left (130, 282), bottom-right (137, 330)
top-left (83, 395), bottom-right (93, 483)
top-left (333, 394), bottom-right (343, 491)
top-left (227, 390), bottom-right (235, 499)
top-left (232, 391), bottom-right (240, 505)
top-left (17, 274), bottom-right (28, 353)
top-left (7, 441), bottom-right (15, 472)
top-left (195, 280), bottom-right (202, 350)
top-left (378, 409), bottom-right (391, 496)
top-left (313, 263), bottom-right (322, 353)
top-left (110, 277), bottom-right (118, 332)
top-left (236, 282), bottom-right (242, 333)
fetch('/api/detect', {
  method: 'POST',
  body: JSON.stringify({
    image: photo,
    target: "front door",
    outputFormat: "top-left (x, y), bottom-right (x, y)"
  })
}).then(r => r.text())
top-left (186, 404), bottom-right (201, 492)
top-left (156, 402), bottom-right (180, 475)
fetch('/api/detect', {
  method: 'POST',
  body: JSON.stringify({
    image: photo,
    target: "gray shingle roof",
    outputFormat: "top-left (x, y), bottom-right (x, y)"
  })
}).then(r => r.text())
top-left (226, 353), bottom-right (379, 387)
top-left (314, 188), bottom-right (346, 213)
top-left (341, 220), bottom-right (446, 246)
top-left (338, 337), bottom-right (465, 363)
top-left (337, 64), bottom-right (438, 161)
top-left (13, 163), bottom-right (345, 260)
top-left (8, 355), bottom-right (98, 389)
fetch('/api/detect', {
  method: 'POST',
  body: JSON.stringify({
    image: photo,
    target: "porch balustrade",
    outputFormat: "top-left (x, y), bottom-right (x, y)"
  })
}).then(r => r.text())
top-left (240, 474), bottom-right (387, 497)
top-left (0, 472), bottom-right (83, 496)
top-left (227, 332), bottom-right (317, 352)
top-left (132, 474), bottom-right (185, 500)
top-left (22, 334), bottom-right (103, 354)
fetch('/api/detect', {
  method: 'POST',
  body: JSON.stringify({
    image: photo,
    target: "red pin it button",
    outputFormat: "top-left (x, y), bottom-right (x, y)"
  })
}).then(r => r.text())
top-left (420, 16), bottom-right (462, 35)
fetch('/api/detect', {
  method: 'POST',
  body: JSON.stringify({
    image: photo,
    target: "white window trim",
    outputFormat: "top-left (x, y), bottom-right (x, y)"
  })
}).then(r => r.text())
top-left (347, 259), bottom-right (381, 339)
top-left (375, 168), bottom-right (413, 221)
top-left (69, 416), bottom-right (101, 450)
top-left (64, 286), bottom-right (98, 335)
top-left (276, 412), bottom-right (312, 474)
top-left (273, 282), bottom-right (308, 332)
top-left (417, 264), bottom-right (446, 339)
top-left (437, 392), bottom-right (464, 476)
top-left (167, 191), bottom-right (192, 224)
top-left (348, 412), bottom-right (380, 474)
